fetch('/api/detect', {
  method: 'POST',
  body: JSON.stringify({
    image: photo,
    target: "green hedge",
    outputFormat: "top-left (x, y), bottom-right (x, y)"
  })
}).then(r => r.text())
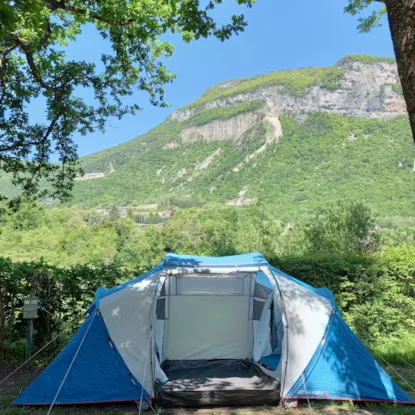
top-left (1, 246), bottom-right (414, 362)
top-left (0, 258), bottom-right (134, 362)
top-left (275, 246), bottom-right (415, 342)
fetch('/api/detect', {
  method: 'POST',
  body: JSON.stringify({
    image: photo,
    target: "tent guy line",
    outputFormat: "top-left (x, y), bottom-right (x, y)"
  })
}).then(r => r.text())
top-left (0, 333), bottom-right (61, 387)
top-left (46, 312), bottom-right (97, 415)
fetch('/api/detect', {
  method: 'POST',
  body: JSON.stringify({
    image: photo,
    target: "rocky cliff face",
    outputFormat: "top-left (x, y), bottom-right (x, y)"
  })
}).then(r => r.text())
top-left (171, 57), bottom-right (406, 130)
top-left (180, 111), bottom-right (263, 143)
top-left (76, 56), bottom-right (408, 182)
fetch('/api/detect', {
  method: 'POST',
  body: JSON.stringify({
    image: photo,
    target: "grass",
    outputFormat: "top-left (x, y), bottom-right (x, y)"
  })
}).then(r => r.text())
top-left (1, 358), bottom-right (414, 415)
top-left (181, 55), bottom-right (394, 110)
top-left (188, 66), bottom-right (343, 108)
top-left (338, 55), bottom-right (396, 65)
top-left (1, 403), bottom-right (412, 415)
top-left (372, 333), bottom-right (415, 367)
top-left (184, 101), bottom-right (264, 127)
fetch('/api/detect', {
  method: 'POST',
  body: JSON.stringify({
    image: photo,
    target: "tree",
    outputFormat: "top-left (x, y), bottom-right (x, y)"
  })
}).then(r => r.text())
top-left (0, 0), bottom-right (253, 205)
top-left (108, 204), bottom-right (120, 221)
top-left (127, 206), bottom-right (135, 220)
top-left (345, 0), bottom-right (415, 144)
top-left (304, 201), bottom-right (380, 256)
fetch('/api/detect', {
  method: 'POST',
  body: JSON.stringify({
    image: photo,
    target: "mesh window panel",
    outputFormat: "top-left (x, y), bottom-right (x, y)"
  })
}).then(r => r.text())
top-left (271, 320), bottom-right (278, 350)
top-left (160, 281), bottom-right (166, 297)
top-left (253, 282), bottom-right (272, 300)
top-left (175, 276), bottom-right (244, 295)
top-left (252, 299), bottom-right (265, 321)
top-left (156, 298), bottom-right (166, 320)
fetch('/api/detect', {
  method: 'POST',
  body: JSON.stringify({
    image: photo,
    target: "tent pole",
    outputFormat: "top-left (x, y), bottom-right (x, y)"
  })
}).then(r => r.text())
top-left (139, 265), bottom-right (164, 415)
top-left (46, 311), bottom-right (97, 415)
top-left (301, 373), bottom-right (314, 415)
top-left (262, 266), bottom-right (291, 402)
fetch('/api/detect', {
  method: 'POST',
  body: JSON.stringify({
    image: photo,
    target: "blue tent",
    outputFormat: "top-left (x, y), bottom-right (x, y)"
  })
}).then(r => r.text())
top-left (15, 253), bottom-right (414, 407)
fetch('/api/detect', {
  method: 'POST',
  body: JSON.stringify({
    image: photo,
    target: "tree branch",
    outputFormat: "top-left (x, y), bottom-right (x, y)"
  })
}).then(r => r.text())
top-left (17, 112), bottom-right (63, 196)
top-left (0, 44), bottom-right (19, 59)
top-left (15, 37), bottom-right (54, 91)
top-left (0, 109), bottom-right (62, 154)
top-left (46, 0), bottom-right (133, 26)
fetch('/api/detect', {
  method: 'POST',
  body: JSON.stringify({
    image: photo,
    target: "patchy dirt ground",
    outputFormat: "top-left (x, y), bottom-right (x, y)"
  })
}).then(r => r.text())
top-left (1, 364), bottom-right (414, 415)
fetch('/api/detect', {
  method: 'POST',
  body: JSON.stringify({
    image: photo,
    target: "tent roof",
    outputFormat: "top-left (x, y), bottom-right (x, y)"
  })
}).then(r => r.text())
top-left (88, 253), bottom-right (339, 312)
top-left (164, 252), bottom-right (268, 267)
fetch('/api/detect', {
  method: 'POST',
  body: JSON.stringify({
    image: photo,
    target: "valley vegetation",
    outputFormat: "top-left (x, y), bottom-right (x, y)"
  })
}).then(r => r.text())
top-left (1, 200), bottom-right (415, 372)
top-left (67, 112), bottom-right (415, 214)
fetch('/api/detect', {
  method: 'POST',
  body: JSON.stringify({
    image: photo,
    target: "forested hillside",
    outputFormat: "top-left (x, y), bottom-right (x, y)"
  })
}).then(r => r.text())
top-left (72, 114), bottom-right (415, 218)
top-left (66, 55), bottom-right (414, 218)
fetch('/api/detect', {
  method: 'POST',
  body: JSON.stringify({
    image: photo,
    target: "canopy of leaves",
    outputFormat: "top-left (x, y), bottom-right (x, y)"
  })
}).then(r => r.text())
top-left (344, 0), bottom-right (387, 33)
top-left (0, 0), bottom-right (253, 207)
top-left (304, 201), bottom-right (380, 256)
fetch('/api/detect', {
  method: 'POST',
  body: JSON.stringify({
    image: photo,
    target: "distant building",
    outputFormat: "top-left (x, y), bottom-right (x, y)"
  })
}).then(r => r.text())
top-left (159, 210), bottom-right (171, 218)
top-left (119, 206), bottom-right (128, 218)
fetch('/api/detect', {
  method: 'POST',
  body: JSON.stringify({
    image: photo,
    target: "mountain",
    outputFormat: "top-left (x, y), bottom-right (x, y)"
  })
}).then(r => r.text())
top-left (10, 55), bottom-right (415, 217)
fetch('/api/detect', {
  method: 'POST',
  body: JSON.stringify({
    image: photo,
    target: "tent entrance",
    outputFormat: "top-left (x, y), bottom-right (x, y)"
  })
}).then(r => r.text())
top-left (157, 359), bottom-right (280, 407)
top-left (155, 271), bottom-right (283, 407)
top-left (164, 295), bottom-right (251, 360)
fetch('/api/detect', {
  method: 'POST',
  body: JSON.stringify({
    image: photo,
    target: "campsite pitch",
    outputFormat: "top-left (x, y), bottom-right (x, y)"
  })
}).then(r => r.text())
top-left (1, 364), bottom-right (414, 415)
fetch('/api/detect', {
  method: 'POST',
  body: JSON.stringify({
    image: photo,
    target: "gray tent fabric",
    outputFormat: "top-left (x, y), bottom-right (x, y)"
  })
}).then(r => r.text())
top-left (158, 360), bottom-right (280, 407)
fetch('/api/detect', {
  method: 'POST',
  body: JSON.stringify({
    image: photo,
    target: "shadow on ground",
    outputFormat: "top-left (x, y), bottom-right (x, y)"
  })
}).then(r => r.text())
top-left (1, 364), bottom-right (414, 415)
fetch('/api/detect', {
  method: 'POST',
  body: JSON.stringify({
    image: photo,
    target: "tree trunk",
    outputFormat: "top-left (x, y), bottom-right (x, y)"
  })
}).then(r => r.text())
top-left (0, 288), bottom-right (5, 361)
top-left (385, 0), bottom-right (415, 143)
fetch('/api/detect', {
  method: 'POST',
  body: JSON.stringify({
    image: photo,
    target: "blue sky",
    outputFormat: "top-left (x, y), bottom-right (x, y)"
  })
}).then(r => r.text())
top-left (65, 0), bottom-right (394, 157)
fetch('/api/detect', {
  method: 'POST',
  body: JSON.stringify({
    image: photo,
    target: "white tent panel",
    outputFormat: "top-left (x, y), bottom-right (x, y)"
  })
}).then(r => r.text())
top-left (164, 296), bottom-right (252, 360)
top-left (99, 272), bottom-right (159, 396)
top-left (275, 274), bottom-right (332, 397)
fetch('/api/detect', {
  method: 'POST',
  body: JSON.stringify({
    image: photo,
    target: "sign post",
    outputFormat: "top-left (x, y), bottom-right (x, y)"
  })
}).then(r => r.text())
top-left (23, 297), bottom-right (39, 360)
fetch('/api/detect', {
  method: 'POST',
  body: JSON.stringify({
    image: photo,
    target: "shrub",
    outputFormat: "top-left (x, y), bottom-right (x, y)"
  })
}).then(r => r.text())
top-left (276, 248), bottom-right (415, 344)
top-left (0, 259), bottom-right (133, 362)
top-left (1, 245), bottom-right (414, 362)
